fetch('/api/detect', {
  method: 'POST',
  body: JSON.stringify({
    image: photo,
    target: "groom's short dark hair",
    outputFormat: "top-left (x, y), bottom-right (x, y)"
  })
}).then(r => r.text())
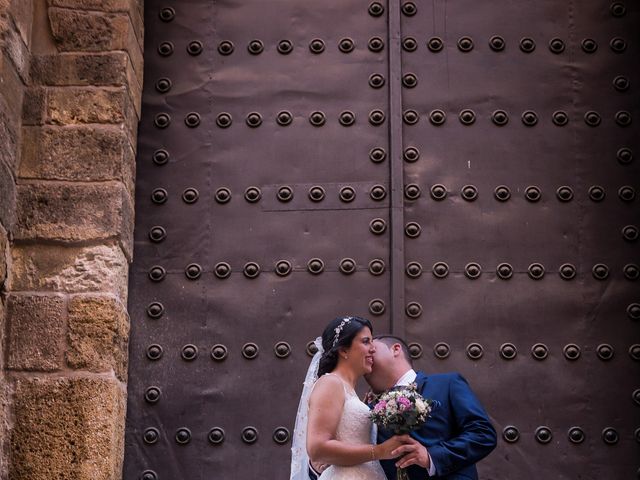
top-left (373, 335), bottom-right (413, 365)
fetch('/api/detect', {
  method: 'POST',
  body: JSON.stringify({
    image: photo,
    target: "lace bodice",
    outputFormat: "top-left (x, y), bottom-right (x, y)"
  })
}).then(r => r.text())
top-left (318, 374), bottom-right (386, 480)
top-left (333, 380), bottom-right (375, 444)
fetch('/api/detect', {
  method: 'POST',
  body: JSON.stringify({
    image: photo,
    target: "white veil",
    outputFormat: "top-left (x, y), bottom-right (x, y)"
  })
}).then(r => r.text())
top-left (290, 336), bottom-right (324, 480)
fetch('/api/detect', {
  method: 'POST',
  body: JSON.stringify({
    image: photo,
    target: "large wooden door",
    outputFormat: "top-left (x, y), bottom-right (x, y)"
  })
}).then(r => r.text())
top-left (125, 1), bottom-right (639, 478)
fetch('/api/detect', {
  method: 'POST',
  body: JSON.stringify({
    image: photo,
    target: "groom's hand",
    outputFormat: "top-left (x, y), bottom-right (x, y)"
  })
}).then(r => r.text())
top-left (392, 435), bottom-right (431, 469)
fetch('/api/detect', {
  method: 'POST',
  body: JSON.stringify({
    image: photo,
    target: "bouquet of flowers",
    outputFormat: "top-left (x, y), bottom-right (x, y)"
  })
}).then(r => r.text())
top-left (369, 383), bottom-right (436, 480)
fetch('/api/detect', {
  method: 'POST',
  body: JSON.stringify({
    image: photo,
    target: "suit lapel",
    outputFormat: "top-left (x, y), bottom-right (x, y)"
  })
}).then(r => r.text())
top-left (415, 370), bottom-right (428, 391)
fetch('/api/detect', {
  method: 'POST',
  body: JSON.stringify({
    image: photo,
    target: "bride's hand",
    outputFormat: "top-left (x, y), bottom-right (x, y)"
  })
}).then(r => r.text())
top-left (374, 435), bottom-right (409, 460)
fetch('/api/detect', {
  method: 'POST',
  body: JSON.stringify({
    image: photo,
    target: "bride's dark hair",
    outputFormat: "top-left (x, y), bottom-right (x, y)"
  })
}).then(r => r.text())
top-left (317, 316), bottom-right (373, 377)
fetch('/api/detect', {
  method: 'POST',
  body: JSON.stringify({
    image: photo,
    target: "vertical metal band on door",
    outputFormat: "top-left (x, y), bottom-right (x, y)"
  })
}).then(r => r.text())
top-left (387, 0), bottom-right (406, 335)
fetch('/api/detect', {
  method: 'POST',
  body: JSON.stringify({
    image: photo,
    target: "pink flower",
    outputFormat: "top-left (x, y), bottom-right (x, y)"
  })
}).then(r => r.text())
top-left (374, 400), bottom-right (387, 412)
top-left (397, 397), bottom-right (411, 411)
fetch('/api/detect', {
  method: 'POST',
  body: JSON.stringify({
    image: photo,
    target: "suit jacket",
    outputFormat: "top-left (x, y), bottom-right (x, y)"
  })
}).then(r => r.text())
top-left (377, 372), bottom-right (497, 480)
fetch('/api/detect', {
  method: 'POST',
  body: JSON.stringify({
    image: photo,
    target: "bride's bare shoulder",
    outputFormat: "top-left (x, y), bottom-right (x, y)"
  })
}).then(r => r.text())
top-left (310, 374), bottom-right (344, 399)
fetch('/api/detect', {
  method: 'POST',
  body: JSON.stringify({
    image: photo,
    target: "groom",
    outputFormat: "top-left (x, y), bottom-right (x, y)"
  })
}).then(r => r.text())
top-left (365, 335), bottom-right (497, 480)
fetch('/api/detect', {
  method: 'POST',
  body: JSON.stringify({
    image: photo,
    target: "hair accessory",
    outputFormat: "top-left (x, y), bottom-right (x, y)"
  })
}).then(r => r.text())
top-left (332, 317), bottom-right (352, 347)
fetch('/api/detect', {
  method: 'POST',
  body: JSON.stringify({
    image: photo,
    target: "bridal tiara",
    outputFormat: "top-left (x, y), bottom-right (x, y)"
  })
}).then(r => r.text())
top-left (332, 317), bottom-right (352, 347)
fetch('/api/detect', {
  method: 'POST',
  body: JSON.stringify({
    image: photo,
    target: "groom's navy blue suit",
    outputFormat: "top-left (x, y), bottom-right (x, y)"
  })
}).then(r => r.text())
top-left (377, 371), bottom-right (497, 480)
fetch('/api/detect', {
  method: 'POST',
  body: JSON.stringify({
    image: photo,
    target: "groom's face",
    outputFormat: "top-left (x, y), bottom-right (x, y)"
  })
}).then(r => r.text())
top-left (364, 339), bottom-right (395, 392)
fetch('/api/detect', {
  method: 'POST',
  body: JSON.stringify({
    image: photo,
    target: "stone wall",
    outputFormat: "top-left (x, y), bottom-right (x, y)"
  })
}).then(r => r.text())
top-left (0, 1), bottom-right (142, 478)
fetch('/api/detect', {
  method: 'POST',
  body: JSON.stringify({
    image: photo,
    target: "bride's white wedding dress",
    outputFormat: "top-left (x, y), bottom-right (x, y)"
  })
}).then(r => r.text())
top-left (318, 374), bottom-right (387, 480)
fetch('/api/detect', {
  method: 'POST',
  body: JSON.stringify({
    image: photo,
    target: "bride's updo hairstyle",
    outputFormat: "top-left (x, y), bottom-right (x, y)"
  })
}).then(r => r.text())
top-left (317, 316), bottom-right (373, 376)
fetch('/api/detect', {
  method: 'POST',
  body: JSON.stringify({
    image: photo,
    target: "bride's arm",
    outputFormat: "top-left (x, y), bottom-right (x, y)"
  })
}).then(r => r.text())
top-left (306, 375), bottom-right (403, 466)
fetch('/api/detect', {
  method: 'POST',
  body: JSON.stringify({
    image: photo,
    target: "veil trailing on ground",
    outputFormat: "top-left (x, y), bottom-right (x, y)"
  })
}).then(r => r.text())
top-left (290, 336), bottom-right (324, 480)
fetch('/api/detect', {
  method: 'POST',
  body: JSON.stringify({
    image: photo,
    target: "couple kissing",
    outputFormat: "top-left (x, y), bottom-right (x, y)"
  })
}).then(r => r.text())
top-left (290, 316), bottom-right (497, 480)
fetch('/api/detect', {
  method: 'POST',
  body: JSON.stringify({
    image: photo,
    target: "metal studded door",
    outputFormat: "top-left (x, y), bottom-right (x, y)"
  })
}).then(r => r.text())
top-left (125, 2), bottom-right (395, 479)
top-left (397, 2), bottom-right (639, 478)
top-left (125, 1), bottom-right (639, 479)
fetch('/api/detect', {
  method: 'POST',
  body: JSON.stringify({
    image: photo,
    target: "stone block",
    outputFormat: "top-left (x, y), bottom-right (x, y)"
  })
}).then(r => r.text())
top-left (46, 86), bottom-right (131, 125)
top-left (124, 61), bottom-right (142, 119)
top-left (128, 0), bottom-right (143, 51)
top-left (120, 17), bottom-right (143, 89)
top-left (10, 0), bottom-right (34, 49)
top-left (123, 137), bottom-right (136, 192)
top-left (15, 181), bottom-right (134, 258)
top-left (67, 294), bottom-right (129, 381)
top-left (0, 10), bottom-right (31, 83)
top-left (0, 96), bottom-right (19, 171)
top-left (7, 294), bottom-right (65, 371)
top-left (0, 292), bottom-right (5, 355)
top-left (49, 0), bottom-right (143, 50)
top-left (48, 8), bottom-right (129, 51)
top-left (0, 223), bottom-right (7, 286)
top-left (10, 376), bottom-right (125, 480)
top-left (0, 157), bottom-right (16, 229)
top-left (0, 369), bottom-right (9, 479)
top-left (21, 85), bottom-right (46, 126)
top-left (20, 125), bottom-right (136, 195)
top-left (31, 51), bottom-right (131, 86)
top-left (10, 243), bottom-right (129, 302)
top-left (0, 51), bottom-right (25, 122)
top-left (126, 16), bottom-right (143, 82)
top-left (47, 8), bottom-right (143, 80)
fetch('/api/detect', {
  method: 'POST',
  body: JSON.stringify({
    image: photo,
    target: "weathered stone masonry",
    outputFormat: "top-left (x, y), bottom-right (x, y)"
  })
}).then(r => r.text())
top-left (1, 1), bottom-right (143, 478)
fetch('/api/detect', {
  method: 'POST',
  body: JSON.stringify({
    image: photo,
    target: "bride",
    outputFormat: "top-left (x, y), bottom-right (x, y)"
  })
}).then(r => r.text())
top-left (290, 316), bottom-right (405, 480)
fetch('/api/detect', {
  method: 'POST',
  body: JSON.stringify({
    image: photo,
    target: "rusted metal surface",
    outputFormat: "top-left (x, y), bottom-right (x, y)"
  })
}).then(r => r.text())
top-left (125, 1), bottom-right (639, 478)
